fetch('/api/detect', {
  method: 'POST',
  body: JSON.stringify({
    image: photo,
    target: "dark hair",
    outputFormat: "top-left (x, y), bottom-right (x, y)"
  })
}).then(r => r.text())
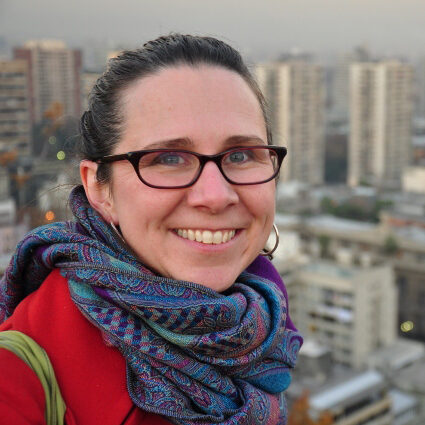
top-left (79, 33), bottom-right (272, 183)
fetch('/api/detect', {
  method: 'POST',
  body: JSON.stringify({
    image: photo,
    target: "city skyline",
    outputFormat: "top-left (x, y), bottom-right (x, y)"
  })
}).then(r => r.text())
top-left (1, 0), bottom-right (425, 61)
top-left (1, 10), bottom-right (425, 421)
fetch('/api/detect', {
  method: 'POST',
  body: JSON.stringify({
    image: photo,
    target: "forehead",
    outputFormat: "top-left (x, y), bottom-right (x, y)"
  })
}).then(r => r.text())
top-left (117, 65), bottom-right (266, 152)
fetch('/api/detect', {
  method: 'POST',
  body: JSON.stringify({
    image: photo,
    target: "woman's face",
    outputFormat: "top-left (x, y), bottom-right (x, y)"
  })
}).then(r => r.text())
top-left (97, 65), bottom-right (275, 291)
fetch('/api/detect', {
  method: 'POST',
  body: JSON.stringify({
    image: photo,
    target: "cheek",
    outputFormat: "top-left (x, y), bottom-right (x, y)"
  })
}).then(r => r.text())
top-left (258, 188), bottom-right (276, 247)
top-left (241, 184), bottom-right (276, 253)
top-left (110, 173), bottom-right (183, 229)
top-left (109, 171), bottom-right (147, 224)
top-left (246, 184), bottom-right (276, 220)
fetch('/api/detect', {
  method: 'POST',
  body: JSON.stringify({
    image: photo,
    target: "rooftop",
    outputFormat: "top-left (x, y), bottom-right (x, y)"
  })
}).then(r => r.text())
top-left (310, 370), bottom-right (384, 411)
top-left (395, 225), bottom-right (425, 245)
top-left (277, 181), bottom-right (309, 197)
top-left (24, 39), bottom-right (67, 50)
top-left (389, 389), bottom-right (418, 415)
top-left (396, 360), bottom-right (425, 392)
top-left (302, 261), bottom-right (358, 279)
top-left (306, 215), bottom-right (376, 233)
top-left (300, 339), bottom-right (331, 358)
top-left (367, 339), bottom-right (425, 372)
top-left (275, 213), bottom-right (300, 227)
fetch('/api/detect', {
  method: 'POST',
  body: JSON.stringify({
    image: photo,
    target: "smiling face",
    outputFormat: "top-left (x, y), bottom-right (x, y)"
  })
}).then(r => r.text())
top-left (84, 65), bottom-right (276, 291)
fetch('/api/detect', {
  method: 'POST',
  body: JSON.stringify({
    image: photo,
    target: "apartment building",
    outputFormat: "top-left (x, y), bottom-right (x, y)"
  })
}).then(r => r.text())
top-left (275, 212), bottom-right (425, 342)
top-left (0, 59), bottom-right (31, 155)
top-left (288, 338), bottom-right (421, 425)
top-left (288, 261), bottom-right (396, 368)
top-left (348, 61), bottom-right (413, 189)
top-left (330, 45), bottom-right (371, 122)
top-left (414, 56), bottom-right (425, 119)
top-left (82, 71), bottom-right (100, 111)
top-left (255, 61), bottom-right (325, 185)
top-left (402, 166), bottom-right (425, 194)
top-left (14, 40), bottom-right (82, 124)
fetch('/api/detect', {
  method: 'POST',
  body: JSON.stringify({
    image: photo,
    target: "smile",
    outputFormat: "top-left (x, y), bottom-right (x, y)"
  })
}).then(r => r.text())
top-left (176, 229), bottom-right (236, 244)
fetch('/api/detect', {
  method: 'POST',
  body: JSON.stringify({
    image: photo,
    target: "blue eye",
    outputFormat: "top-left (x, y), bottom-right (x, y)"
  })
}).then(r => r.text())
top-left (156, 152), bottom-right (184, 165)
top-left (228, 150), bottom-right (250, 163)
top-left (139, 151), bottom-right (197, 169)
top-left (223, 148), bottom-right (271, 169)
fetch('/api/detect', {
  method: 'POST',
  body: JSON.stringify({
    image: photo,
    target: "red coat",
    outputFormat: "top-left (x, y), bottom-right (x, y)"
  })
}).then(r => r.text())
top-left (0, 269), bottom-right (171, 425)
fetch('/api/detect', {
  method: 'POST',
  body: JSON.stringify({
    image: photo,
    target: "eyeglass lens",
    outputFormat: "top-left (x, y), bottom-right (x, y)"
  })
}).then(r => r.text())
top-left (137, 147), bottom-right (279, 187)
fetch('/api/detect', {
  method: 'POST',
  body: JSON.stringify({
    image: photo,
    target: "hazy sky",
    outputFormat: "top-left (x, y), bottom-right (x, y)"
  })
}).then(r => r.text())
top-left (1, 0), bottom-right (425, 60)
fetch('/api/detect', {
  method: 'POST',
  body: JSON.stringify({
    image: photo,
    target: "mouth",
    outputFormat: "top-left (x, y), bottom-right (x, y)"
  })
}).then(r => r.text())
top-left (175, 228), bottom-right (237, 245)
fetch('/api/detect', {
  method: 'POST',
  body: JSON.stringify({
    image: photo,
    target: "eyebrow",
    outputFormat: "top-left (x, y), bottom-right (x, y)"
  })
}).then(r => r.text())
top-left (222, 135), bottom-right (267, 147)
top-left (142, 135), bottom-right (266, 151)
top-left (143, 138), bottom-right (194, 150)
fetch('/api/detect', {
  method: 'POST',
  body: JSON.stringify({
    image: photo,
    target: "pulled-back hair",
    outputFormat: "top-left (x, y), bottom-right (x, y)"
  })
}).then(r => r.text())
top-left (79, 33), bottom-right (271, 182)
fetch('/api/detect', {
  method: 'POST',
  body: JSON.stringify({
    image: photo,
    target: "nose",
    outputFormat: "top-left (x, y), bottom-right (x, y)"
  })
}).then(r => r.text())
top-left (186, 161), bottom-right (239, 213)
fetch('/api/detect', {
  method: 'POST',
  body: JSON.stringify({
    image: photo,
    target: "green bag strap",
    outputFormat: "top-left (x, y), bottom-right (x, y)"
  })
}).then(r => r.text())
top-left (0, 330), bottom-right (66, 425)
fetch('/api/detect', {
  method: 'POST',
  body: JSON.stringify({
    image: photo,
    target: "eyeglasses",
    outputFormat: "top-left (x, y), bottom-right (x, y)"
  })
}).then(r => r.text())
top-left (95, 145), bottom-right (287, 189)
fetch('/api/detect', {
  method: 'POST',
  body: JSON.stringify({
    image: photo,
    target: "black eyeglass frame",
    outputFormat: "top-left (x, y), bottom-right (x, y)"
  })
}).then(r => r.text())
top-left (95, 145), bottom-right (287, 189)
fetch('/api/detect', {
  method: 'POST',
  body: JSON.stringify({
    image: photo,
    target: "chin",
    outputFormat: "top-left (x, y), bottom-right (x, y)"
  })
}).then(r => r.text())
top-left (183, 268), bottom-right (241, 293)
top-left (201, 280), bottom-right (235, 293)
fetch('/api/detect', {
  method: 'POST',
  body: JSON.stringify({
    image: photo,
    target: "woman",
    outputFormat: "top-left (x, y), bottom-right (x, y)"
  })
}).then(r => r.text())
top-left (0, 34), bottom-right (302, 425)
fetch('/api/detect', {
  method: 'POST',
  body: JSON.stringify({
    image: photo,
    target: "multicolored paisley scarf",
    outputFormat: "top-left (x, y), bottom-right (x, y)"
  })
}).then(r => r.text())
top-left (0, 185), bottom-right (302, 425)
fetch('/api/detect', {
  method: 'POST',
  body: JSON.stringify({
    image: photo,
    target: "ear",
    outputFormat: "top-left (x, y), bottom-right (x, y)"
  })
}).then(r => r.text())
top-left (80, 160), bottom-right (117, 224)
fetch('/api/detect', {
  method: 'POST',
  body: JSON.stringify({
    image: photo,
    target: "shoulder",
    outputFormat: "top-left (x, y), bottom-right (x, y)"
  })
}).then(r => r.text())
top-left (0, 348), bottom-right (47, 425)
top-left (0, 271), bottom-right (78, 423)
top-left (0, 269), bottom-right (170, 425)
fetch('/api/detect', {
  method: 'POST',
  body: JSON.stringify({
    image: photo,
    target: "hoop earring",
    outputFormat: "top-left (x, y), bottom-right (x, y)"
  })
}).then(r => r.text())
top-left (260, 223), bottom-right (279, 259)
top-left (110, 222), bottom-right (126, 244)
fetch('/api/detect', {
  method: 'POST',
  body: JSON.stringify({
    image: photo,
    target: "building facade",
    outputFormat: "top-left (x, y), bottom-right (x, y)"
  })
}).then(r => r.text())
top-left (415, 56), bottom-right (425, 120)
top-left (255, 61), bottom-right (325, 185)
top-left (13, 40), bottom-right (82, 124)
top-left (309, 370), bottom-right (393, 424)
top-left (0, 59), bottom-right (31, 155)
top-left (348, 61), bottom-right (413, 189)
top-left (330, 45), bottom-right (371, 123)
top-left (402, 166), bottom-right (425, 194)
top-left (82, 71), bottom-right (100, 111)
top-left (275, 210), bottom-right (425, 343)
top-left (288, 261), bottom-right (397, 368)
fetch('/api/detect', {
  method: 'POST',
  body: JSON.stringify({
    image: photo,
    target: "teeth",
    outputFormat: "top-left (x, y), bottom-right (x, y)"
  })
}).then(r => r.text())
top-left (176, 229), bottom-right (236, 244)
top-left (213, 231), bottom-right (222, 244)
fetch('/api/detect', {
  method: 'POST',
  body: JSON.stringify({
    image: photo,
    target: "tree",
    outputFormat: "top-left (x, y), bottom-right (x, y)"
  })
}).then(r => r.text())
top-left (288, 391), bottom-right (334, 425)
top-left (383, 235), bottom-right (399, 256)
top-left (31, 102), bottom-right (77, 160)
top-left (318, 235), bottom-right (331, 258)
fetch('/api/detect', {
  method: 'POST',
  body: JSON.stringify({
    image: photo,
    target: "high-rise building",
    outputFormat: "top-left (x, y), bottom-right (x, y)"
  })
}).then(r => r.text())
top-left (348, 61), bottom-right (413, 189)
top-left (0, 168), bottom-right (10, 201)
top-left (415, 56), bottom-right (425, 120)
top-left (13, 40), bottom-right (82, 124)
top-left (255, 61), bottom-right (325, 185)
top-left (0, 59), bottom-right (31, 155)
top-left (82, 71), bottom-right (101, 111)
top-left (402, 166), bottom-right (425, 194)
top-left (330, 46), bottom-right (371, 123)
top-left (288, 261), bottom-right (397, 369)
top-left (275, 208), bottom-right (425, 342)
